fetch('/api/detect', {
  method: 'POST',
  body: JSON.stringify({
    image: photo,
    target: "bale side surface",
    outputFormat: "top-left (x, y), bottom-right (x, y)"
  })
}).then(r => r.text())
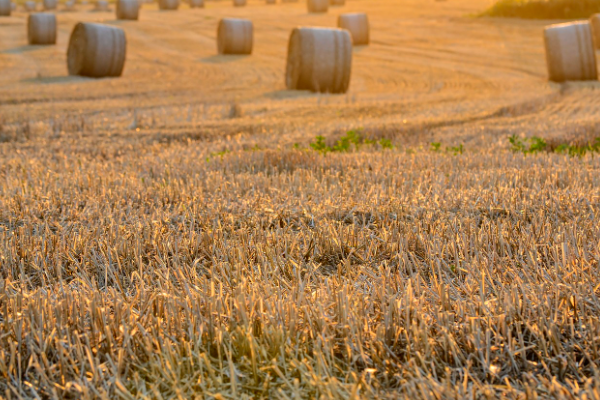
top-left (307, 0), bottom-right (327, 13)
top-left (544, 22), bottom-right (597, 82)
top-left (28, 13), bottom-right (57, 45)
top-left (233, 0), bottom-right (246, 6)
top-left (590, 14), bottom-right (600, 49)
top-left (338, 13), bottom-right (369, 45)
top-left (158, 0), bottom-right (179, 10)
top-left (67, 22), bottom-right (127, 78)
top-left (189, 0), bottom-right (203, 8)
top-left (217, 18), bottom-right (253, 55)
top-left (116, 0), bottom-right (139, 20)
top-left (285, 27), bottom-right (352, 93)
top-left (0, 0), bottom-right (11, 16)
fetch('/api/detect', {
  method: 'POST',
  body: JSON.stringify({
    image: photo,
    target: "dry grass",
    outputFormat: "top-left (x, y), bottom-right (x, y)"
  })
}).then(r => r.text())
top-left (482, 0), bottom-right (600, 19)
top-left (1, 127), bottom-right (600, 399)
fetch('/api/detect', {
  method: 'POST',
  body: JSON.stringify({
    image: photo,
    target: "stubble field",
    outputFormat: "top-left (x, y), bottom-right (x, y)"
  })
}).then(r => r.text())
top-left (1, 0), bottom-right (600, 398)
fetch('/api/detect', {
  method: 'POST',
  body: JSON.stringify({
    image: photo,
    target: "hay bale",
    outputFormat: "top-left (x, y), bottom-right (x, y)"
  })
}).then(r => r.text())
top-left (590, 14), bottom-right (600, 49)
top-left (67, 22), bottom-right (127, 77)
top-left (329, 0), bottom-right (344, 4)
top-left (28, 12), bottom-right (56, 44)
top-left (189, 0), bottom-right (203, 8)
top-left (233, 0), bottom-right (246, 6)
top-left (64, 0), bottom-right (76, 10)
top-left (95, 0), bottom-right (109, 10)
top-left (307, 0), bottom-right (326, 12)
top-left (11, 2), bottom-right (16, 11)
top-left (116, 0), bottom-right (139, 19)
top-left (24, 1), bottom-right (37, 11)
top-left (158, 0), bottom-right (178, 9)
top-left (266, 0), bottom-right (275, 3)
top-left (0, 0), bottom-right (11, 16)
top-left (544, 22), bottom-right (597, 82)
top-left (338, 13), bottom-right (369, 45)
top-left (217, 18), bottom-right (253, 55)
top-left (43, 0), bottom-right (57, 10)
top-left (286, 27), bottom-right (352, 93)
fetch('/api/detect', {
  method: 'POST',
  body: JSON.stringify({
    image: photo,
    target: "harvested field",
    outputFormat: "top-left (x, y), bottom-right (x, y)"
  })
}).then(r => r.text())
top-left (1, 0), bottom-right (600, 398)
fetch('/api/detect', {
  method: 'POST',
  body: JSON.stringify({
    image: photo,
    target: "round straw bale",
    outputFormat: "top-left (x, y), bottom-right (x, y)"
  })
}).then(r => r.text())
top-left (11, 2), bottom-right (16, 11)
top-left (43, 0), bottom-right (56, 10)
top-left (286, 27), bottom-right (352, 93)
top-left (307, 0), bottom-right (326, 12)
top-left (64, 0), bottom-right (76, 10)
top-left (266, 0), bottom-right (275, 3)
top-left (217, 18), bottom-right (253, 55)
top-left (24, 1), bottom-right (37, 11)
top-left (95, 0), bottom-right (109, 10)
top-left (0, 0), bottom-right (11, 16)
top-left (544, 22), bottom-right (597, 82)
top-left (590, 14), bottom-right (600, 49)
top-left (189, 0), bottom-right (203, 8)
top-left (116, 0), bottom-right (139, 19)
top-left (329, 0), bottom-right (344, 4)
top-left (233, 0), bottom-right (246, 6)
top-left (28, 12), bottom-right (56, 44)
top-left (338, 13), bottom-right (369, 45)
top-left (158, 0), bottom-right (178, 9)
top-left (67, 22), bottom-right (127, 78)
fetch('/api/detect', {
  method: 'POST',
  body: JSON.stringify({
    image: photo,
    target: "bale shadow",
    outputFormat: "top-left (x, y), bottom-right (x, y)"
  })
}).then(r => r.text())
top-left (1, 45), bottom-right (46, 54)
top-left (21, 75), bottom-right (93, 84)
top-left (200, 54), bottom-right (250, 64)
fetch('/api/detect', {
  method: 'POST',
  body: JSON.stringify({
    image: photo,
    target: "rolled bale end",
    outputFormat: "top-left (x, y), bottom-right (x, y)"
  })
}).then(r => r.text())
top-left (43, 0), bottom-right (57, 10)
top-left (116, 0), bottom-right (139, 20)
top-left (95, 0), bottom-right (110, 10)
top-left (217, 18), bottom-right (253, 55)
top-left (0, 0), bottom-right (11, 16)
top-left (590, 14), bottom-right (600, 49)
top-left (233, 0), bottom-right (246, 6)
top-left (544, 22), bottom-right (597, 82)
top-left (189, 0), bottom-right (204, 8)
top-left (338, 13), bottom-right (369, 45)
top-left (307, 0), bottom-right (326, 13)
top-left (28, 12), bottom-right (56, 44)
top-left (24, 1), bottom-right (37, 12)
top-left (64, 0), bottom-right (76, 10)
top-left (158, 0), bottom-right (179, 10)
top-left (286, 27), bottom-right (352, 94)
top-left (67, 22), bottom-right (127, 78)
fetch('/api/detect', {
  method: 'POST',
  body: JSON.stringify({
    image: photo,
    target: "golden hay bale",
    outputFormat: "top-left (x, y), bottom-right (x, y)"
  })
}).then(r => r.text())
top-left (95, 0), bottom-right (109, 10)
top-left (338, 13), bottom-right (369, 45)
top-left (285, 27), bottom-right (352, 93)
top-left (158, 0), bottom-right (178, 9)
top-left (217, 18), bottom-right (253, 55)
top-left (0, 0), bottom-right (11, 16)
top-left (28, 12), bottom-right (56, 44)
top-left (64, 0), bottom-right (76, 10)
top-left (590, 14), bottom-right (600, 49)
top-left (116, 0), bottom-right (139, 19)
top-left (189, 0), bottom-right (203, 8)
top-left (67, 22), bottom-right (127, 78)
top-left (544, 22), bottom-right (597, 82)
top-left (266, 0), bottom-right (275, 3)
top-left (11, 2), bottom-right (16, 11)
top-left (24, 1), bottom-right (37, 11)
top-left (329, 0), bottom-right (344, 4)
top-left (307, 0), bottom-right (327, 13)
top-left (233, 0), bottom-right (246, 6)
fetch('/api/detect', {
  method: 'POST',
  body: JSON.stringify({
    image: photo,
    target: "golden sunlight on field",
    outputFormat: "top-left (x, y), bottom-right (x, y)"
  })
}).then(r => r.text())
top-left (1, 0), bottom-right (600, 398)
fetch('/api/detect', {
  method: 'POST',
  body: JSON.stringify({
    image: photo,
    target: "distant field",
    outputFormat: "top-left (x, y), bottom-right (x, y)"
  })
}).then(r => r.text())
top-left (482, 0), bottom-right (600, 19)
top-left (2, 0), bottom-right (600, 398)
